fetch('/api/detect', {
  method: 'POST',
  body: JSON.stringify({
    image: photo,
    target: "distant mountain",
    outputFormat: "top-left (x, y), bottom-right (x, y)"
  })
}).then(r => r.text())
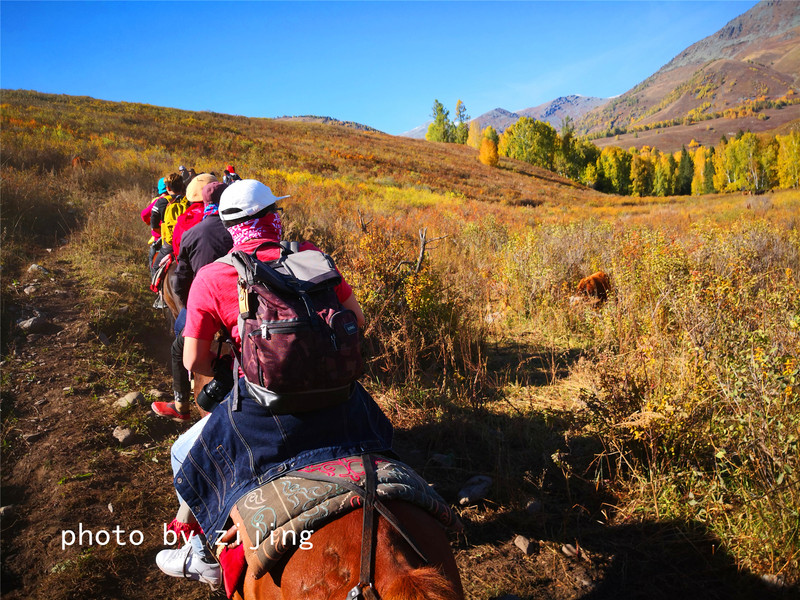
top-left (518, 95), bottom-right (610, 127)
top-left (401, 96), bottom-right (608, 139)
top-left (401, 121), bottom-right (432, 139)
top-left (576, 0), bottom-right (800, 139)
top-left (274, 115), bottom-right (380, 133)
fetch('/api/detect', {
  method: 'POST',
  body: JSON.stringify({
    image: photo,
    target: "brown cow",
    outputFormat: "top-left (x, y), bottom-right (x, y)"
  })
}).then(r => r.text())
top-left (576, 271), bottom-right (611, 304)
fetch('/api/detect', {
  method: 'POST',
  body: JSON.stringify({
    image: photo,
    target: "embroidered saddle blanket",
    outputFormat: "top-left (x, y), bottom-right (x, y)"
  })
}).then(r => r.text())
top-left (230, 454), bottom-right (460, 579)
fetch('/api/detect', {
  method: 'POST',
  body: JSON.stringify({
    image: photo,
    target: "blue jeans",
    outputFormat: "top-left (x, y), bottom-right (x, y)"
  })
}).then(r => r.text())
top-left (171, 414), bottom-right (211, 478)
top-left (174, 379), bottom-right (393, 537)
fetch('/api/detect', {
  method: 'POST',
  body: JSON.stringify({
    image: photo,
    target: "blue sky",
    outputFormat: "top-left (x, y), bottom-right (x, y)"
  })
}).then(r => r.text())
top-left (1, 1), bottom-right (759, 135)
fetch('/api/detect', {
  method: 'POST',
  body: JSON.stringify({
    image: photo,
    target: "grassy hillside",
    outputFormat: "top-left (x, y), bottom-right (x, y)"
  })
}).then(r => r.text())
top-left (1, 90), bottom-right (799, 599)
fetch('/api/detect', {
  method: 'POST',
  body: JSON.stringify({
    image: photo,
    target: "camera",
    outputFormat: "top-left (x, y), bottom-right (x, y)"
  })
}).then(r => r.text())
top-left (196, 355), bottom-right (234, 412)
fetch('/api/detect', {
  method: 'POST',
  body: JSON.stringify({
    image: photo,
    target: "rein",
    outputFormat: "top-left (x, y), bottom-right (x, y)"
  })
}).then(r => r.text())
top-left (348, 454), bottom-right (431, 600)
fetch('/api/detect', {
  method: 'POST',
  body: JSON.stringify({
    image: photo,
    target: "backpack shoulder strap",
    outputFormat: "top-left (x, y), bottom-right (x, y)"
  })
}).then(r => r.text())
top-left (280, 240), bottom-right (301, 254)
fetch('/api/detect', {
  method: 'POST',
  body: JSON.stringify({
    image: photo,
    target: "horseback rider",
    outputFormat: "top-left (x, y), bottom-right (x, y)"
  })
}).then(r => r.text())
top-left (142, 177), bottom-right (168, 266)
top-left (151, 180), bottom-right (231, 423)
top-left (154, 180), bottom-right (393, 585)
top-left (150, 172), bottom-right (186, 276)
top-left (171, 173), bottom-right (217, 256)
top-left (222, 164), bottom-right (242, 185)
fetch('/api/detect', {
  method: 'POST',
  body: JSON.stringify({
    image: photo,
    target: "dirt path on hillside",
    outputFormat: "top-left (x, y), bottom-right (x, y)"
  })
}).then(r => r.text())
top-left (1, 250), bottom-right (795, 600)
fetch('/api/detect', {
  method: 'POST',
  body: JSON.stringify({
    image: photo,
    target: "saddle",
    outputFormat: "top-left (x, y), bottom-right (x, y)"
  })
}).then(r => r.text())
top-left (150, 253), bottom-right (174, 295)
top-left (220, 455), bottom-right (460, 583)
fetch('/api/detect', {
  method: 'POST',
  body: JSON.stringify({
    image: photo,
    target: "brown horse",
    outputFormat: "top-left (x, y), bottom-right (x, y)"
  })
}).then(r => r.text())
top-left (232, 500), bottom-right (463, 600)
top-left (161, 261), bottom-right (183, 330)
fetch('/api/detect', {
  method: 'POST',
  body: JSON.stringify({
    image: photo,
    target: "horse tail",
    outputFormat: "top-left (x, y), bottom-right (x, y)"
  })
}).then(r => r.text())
top-left (384, 566), bottom-right (461, 600)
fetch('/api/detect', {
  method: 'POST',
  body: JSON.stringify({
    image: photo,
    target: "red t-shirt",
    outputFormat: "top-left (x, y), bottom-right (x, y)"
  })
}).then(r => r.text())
top-left (184, 238), bottom-right (354, 345)
top-left (172, 203), bottom-right (205, 256)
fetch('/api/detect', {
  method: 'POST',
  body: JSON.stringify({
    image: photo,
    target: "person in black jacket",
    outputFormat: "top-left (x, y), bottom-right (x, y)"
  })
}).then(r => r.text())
top-left (152, 181), bottom-right (232, 422)
top-left (172, 181), bottom-right (233, 305)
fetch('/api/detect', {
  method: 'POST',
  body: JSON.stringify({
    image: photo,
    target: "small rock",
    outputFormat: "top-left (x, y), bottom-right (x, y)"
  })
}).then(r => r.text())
top-left (98, 332), bottom-right (110, 346)
top-left (112, 426), bottom-right (134, 446)
top-left (561, 543), bottom-right (579, 558)
top-left (23, 432), bottom-right (46, 443)
top-left (108, 503), bottom-right (114, 514)
top-left (23, 285), bottom-right (37, 295)
top-left (18, 316), bottom-right (50, 334)
top-left (430, 453), bottom-right (454, 468)
top-left (761, 574), bottom-right (784, 588)
top-left (115, 391), bottom-right (145, 409)
top-left (513, 535), bottom-right (536, 556)
top-left (457, 475), bottom-right (493, 505)
top-left (0, 505), bottom-right (15, 518)
top-left (148, 388), bottom-right (167, 399)
top-left (27, 264), bottom-right (50, 275)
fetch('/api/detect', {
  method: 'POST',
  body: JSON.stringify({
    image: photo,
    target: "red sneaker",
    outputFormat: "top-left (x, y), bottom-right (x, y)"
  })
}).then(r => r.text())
top-left (151, 401), bottom-right (190, 423)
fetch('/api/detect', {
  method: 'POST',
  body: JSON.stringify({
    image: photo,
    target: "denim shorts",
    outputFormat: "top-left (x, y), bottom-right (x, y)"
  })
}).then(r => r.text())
top-left (174, 378), bottom-right (394, 536)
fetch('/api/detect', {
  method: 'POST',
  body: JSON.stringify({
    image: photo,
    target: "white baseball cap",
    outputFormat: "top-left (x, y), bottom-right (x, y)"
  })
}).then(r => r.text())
top-left (219, 179), bottom-right (290, 226)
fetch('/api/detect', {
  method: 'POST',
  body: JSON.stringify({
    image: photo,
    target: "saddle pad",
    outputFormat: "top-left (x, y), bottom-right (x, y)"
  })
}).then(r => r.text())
top-left (232, 455), bottom-right (460, 579)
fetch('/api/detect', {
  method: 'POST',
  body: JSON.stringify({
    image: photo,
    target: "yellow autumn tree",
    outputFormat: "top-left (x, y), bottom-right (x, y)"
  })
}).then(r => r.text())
top-left (776, 131), bottom-right (800, 189)
top-left (467, 120), bottom-right (482, 149)
top-left (479, 137), bottom-right (499, 167)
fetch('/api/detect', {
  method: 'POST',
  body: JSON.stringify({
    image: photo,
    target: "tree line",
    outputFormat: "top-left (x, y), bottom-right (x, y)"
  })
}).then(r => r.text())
top-left (426, 100), bottom-right (800, 195)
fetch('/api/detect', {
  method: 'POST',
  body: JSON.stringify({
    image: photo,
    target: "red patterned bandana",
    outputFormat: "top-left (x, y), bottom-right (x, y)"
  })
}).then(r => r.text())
top-left (228, 212), bottom-right (282, 247)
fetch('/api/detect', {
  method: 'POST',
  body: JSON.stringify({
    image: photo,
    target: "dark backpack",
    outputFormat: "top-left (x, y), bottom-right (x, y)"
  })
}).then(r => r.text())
top-left (217, 241), bottom-right (362, 413)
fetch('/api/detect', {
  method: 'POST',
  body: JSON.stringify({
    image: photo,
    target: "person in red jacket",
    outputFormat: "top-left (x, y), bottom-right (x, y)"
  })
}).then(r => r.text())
top-left (172, 173), bottom-right (217, 257)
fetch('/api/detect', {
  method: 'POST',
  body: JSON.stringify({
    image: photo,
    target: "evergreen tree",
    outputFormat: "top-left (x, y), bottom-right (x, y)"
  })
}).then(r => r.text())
top-left (630, 153), bottom-right (654, 197)
top-left (675, 147), bottom-right (694, 195)
top-left (453, 100), bottom-right (470, 145)
top-left (426, 100), bottom-right (453, 143)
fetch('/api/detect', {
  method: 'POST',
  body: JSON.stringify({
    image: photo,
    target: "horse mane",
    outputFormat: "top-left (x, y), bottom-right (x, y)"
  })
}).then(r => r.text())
top-left (384, 566), bottom-right (462, 600)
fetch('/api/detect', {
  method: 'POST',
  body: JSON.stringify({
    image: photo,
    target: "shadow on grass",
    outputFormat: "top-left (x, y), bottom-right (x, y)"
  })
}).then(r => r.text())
top-left (392, 403), bottom-right (798, 600)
